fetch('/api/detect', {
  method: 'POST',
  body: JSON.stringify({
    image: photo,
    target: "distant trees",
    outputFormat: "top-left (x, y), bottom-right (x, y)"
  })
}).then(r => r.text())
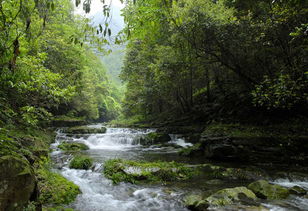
top-left (120, 0), bottom-right (308, 120)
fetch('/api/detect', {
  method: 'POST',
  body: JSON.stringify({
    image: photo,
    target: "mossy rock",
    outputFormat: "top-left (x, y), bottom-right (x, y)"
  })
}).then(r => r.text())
top-left (42, 206), bottom-right (75, 211)
top-left (139, 132), bottom-right (171, 145)
top-left (64, 126), bottom-right (107, 134)
top-left (37, 168), bottom-right (80, 205)
top-left (69, 155), bottom-right (93, 170)
top-left (184, 194), bottom-right (209, 211)
top-left (289, 186), bottom-right (306, 196)
top-left (0, 155), bottom-right (36, 211)
top-left (58, 143), bottom-right (89, 151)
top-left (103, 159), bottom-right (197, 184)
top-left (248, 180), bottom-right (290, 200)
top-left (206, 187), bottom-right (257, 206)
top-left (52, 116), bottom-right (87, 127)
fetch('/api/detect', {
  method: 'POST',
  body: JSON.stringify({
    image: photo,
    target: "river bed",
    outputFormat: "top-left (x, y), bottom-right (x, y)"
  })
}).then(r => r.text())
top-left (51, 126), bottom-right (308, 211)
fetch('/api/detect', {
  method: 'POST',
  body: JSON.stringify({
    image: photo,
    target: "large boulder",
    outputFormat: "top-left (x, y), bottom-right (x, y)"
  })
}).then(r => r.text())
top-left (0, 156), bottom-right (36, 211)
top-left (248, 180), bottom-right (290, 200)
top-left (139, 132), bottom-right (171, 145)
top-left (64, 126), bottom-right (107, 134)
top-left (206, 187), bottom-right (257, 206)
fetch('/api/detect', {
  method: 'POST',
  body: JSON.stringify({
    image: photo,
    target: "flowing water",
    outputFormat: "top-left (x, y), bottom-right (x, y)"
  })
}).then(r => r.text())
top-left (51, 126), bottom-right (308, 211)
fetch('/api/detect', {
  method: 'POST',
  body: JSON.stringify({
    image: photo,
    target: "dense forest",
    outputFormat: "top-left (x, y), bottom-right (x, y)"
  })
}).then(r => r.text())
top-left (0, 0), bottom-right (121, 130)
top-left (120, 0), bottom-right (307, 124)
top-left (0, 0), bottom-right (308, 211)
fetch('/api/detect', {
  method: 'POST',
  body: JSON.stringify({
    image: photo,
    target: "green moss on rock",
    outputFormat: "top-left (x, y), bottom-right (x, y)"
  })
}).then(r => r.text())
top-left (64, 126), bottom-right (106, 134)
top-left (139, 132), bottom-right (171, 145)
top-left (103, 159), bottom-right (197, 184)
top-left (69, 155), bottom-right (93, 170)
top-left (206, 187), bottom-right (257, 206)
top-left (58, 143), bottom-right (89, 151)
top-left (289, 186), bottom-right (306, 196)
top-left (37, 167), bottom-right (80, 206)
top-left (0, 155), bottom-right (36, 211)
top-left (184, 194), bottom-right (209, 211)
top-left (248, 180), bottom-right (290, 200)
top-left (42, 206), bottom-right (75, 211)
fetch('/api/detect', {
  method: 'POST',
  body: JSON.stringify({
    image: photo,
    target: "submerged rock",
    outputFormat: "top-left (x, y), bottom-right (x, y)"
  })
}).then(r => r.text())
top-left (58, 142), bottom-right (89, 151)
top-left (0, 155), bottom-right (36, 211)
top-left (206, 186), bottom-right (257, 206)
top-left (248, 180), bottom-right (290, 200)
top-left (103, 159), bottom-right (197, 184)
top-left (139, 132), bottom-right (171, 145)
top-left (64, 126), bottom-right (107, 134)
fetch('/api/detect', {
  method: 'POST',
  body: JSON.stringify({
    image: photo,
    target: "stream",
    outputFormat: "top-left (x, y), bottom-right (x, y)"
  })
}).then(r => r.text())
top-left (51, 125), bottom-right (308, 211)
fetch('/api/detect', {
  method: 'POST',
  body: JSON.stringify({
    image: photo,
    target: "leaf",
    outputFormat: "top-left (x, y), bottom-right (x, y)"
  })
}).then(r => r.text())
top-left (108, 28), bottom-right (111, 36)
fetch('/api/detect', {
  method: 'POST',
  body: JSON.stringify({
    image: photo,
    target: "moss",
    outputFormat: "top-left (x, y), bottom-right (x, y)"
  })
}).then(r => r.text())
top-left (184, 194), bottom-right (209, 210)
top-left (139, 132), bottom-right (171, 145)
top-left (248, 180), bottom-right (290, 200)
top-left (0, 155), bottom-right (36, 211)
top-left (64, 126), bottom-right (106, 134)
top-left (202, 123), bottom-right (308, 139)
top-left (103, 159), bottom-right (198, 184)
top-left (37, 166), bottom-right (80, 206)
top-left (58, 143), bottom-right (89, 151)
top-left (69, 155), bottom-right (93, 170)
top-left (206, 187), bottom-right (257, 206)
top-left (42, 206), bottom-right (75, 211)
top-left (289, 186), bottom-right (306, 196)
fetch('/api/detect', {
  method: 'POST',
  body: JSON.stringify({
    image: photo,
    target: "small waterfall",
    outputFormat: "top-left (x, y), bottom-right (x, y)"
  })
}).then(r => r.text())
top-left (169, 134), bottom-right (193, 147)
top-left (81, 133), bottom-right (140, 150)
top-left (78, 128), bottom-right (154, 150)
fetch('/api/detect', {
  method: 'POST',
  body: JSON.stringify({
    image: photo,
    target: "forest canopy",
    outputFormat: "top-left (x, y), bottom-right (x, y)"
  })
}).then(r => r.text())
top-left (120, 0), bottom-right (308, 122)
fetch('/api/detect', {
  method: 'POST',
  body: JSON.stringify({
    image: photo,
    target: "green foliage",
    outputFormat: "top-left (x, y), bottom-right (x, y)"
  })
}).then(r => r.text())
top-left (37, 165), bottom-right (80, 205)
top-left (103, 159), bottom-right (197, 184)
top-left (69, 155), bottom-right (93, 170)
top-left (252, 74), bottom-right (308, 110)
top-left (0, 0), bottom-right (122, 126)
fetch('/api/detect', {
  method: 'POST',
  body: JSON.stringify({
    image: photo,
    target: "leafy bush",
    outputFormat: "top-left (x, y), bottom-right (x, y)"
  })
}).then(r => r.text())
top-left (252, 74), bottom-right (308, 110)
